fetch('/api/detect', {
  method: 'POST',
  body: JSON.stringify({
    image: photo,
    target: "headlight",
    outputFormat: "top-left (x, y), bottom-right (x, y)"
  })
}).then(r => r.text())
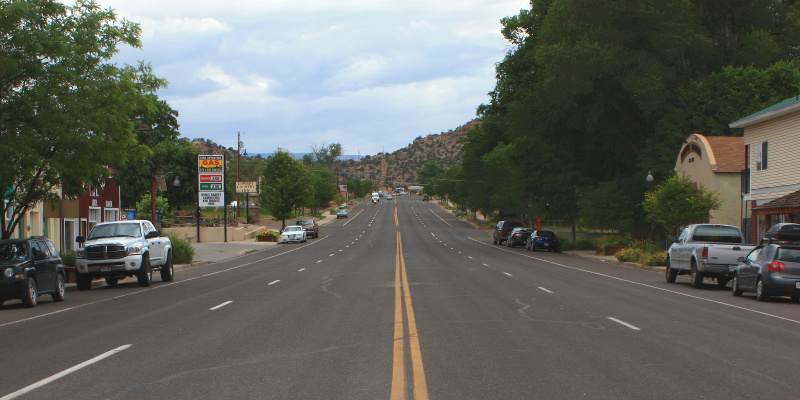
top-left (3, 268), bottom-right (13, 278)
top-left (126, 246), bottom-right (144, 255)
top-left (76, 249), bottom-right (86, 258)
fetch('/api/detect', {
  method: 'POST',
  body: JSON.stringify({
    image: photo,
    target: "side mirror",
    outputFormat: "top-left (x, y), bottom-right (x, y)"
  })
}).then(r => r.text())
top-left (668, 236), bottom-right (677, 243)
top-left (76, 235), bottom-right (85, 243)
top-left (145, 231), bottom-right (160, 239)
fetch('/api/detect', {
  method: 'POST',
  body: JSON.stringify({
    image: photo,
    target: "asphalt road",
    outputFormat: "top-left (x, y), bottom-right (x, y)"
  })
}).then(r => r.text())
top-left (2, 196), bottom-right (800, 399)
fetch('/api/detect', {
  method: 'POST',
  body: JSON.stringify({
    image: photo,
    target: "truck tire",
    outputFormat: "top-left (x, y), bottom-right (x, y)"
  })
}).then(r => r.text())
top-left (137, 256), bottom-right (152, 287)
top-left (160, 251), bottom-right (174, 282)
top-left (76, 273), bottom-right (92, 291)
top-left (717, 277), bottom-right (730, 288)
top-left (690, 262), bottom-right (703, 288)
top-left (52, 274), bottom-right (66, 302)
top-left (665, 259), bottom-right (677, 283)
top-left (732, 275), bottom-right (743, 297)
top-left (22, 277), bottom-right (38, 308)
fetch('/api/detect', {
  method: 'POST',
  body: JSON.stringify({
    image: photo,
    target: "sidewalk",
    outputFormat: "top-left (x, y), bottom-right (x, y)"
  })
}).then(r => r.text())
top-left (564, 250), bottom-right (664, 273)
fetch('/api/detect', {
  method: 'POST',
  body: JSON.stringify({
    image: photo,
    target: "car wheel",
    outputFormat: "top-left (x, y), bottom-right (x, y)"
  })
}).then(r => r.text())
top-left (717, 277), bottom-right (730, 288)
top-left (161, 250), bottom-right (174, 282)
top-left (690, 263), bottom-right (703, 288)
top-left (492, 237), bottom-right (497, 245)
top-left (52, 274), bottom-right (66, 302)
top-left (665, 258), bottom-right (677, 283)
top-left (137, 255), bottom-right (152, 287)
top-left (755, 278), bottom-right (768, 302)
top-left (76, 273), bottom-right (92, 291)
top-left (732, 275), bottom-right (743, 297)
top-left (22, 277), bottom-right (38, 308)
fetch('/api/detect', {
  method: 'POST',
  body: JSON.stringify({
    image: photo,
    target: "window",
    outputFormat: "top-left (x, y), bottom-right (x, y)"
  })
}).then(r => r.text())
top-left (88, 208), bottom-right (101, 233)
top-left (756, 141), bottom-right (768, 170)
top-left (104, 209), bottom-right (119, 223)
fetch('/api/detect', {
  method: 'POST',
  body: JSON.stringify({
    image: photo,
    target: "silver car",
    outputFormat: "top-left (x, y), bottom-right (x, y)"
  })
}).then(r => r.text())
top-left (280, 226), bottom-right (307, 243)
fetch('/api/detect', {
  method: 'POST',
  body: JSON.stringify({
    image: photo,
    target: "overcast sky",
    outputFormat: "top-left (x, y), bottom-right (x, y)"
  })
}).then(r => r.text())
top-left (97, 0), bottom-right (530, 156)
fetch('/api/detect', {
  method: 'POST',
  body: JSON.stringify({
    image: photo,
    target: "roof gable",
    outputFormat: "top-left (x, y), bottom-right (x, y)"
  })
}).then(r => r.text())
top-left (730, 96), bottom-right (800, 129)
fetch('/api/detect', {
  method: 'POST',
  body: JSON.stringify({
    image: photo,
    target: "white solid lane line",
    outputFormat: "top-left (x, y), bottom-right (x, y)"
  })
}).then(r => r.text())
top-left (608, 317), bottom-right (641, 331)
top-left (268, 280), bottom-right (280, 285)
top-left (210, 301), bottom-right (233, 311)
top-left (538, 287), bottom-right (553, 294)
top-left (0, 344), bottom-right (131, 400)
top-left (503, 272), bottom-right (513, 277)
top-left (298, 268), bottom-right (306, 272)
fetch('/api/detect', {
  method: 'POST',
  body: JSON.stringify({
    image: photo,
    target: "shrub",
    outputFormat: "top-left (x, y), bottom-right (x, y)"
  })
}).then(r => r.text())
top-left (256, 230), bottom-right (280, 240)
top-left (166, 233), bottom-right (195, 264)
top-left (61, 250), bottom-right (76, 267)
top-left (644, 251), bottom-right (668, 266)
top-left (560, 239), bottom-right (595, 251)
top-left (613, 241), bottom-right (668, 266)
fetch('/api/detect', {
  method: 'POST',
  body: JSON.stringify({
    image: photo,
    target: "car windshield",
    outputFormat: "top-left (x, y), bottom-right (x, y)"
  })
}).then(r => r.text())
top-left (296, 221), bottom-right (312, 226)
top-left (284, 226), bottom-right (302, 232)
top-left (87, 223), bottom-right (142, 240)
top-left (514, 228), bottom-right (532, 233)
top-left (0, 242), bottom-right (28, 262)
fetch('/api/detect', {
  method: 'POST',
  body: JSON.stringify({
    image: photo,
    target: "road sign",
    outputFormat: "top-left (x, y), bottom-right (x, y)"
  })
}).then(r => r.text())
top-left (199, 192), bottom-right (224, 207)
top-left (199, 174), bottom-right (224, 183)
top-left (236, 181), bottom-right (258, 193)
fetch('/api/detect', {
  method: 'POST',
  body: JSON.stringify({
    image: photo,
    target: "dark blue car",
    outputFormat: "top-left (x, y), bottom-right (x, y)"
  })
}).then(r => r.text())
top-left (525, 230), bottom-right (559, 252)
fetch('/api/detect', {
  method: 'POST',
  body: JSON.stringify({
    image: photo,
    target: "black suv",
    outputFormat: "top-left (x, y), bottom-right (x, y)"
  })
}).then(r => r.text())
top-left (493, 220), bottom-right (523, 245)
top-left (0, 237), bottom-right (66, 308)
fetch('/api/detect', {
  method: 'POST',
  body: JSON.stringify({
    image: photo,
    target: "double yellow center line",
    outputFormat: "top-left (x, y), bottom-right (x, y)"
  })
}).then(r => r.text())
top-left (391, 231), bottom-right (428, 400)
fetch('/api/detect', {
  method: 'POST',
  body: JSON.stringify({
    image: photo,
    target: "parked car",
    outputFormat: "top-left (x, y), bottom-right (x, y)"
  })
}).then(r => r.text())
top-left (0, 236), bottom-right (66, 307)
top-left (280, 226), bottom-right (307, 243)
top-left (666, 224), bottom-right (756, 288)
top-left (336, 206), bottom-right (348, 218)
top-left (507, 228), bottom-right (533, 248)
top-left (492, 220), bottom-right (523, 245)
top-left (296, 220), bottom-right (319, 238)
top-left (732, 223), bottom-right (800, 302)
top-left (526, 230), bottom-right (560, 252)
top-left (76, 220), bottom-right (173, 290)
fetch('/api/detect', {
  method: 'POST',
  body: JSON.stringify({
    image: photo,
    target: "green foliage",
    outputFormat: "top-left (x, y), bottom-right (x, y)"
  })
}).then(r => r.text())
top-left (306, 165), bottom-right (337, 212)
top-left (256, 230), bottom-right (279, 240)
top-left (260, 151), bottom-right (312, 226)
top-left (643, 174), bottom-right (721, 236)
top-left (615, 241), bottom-right (667, 266)
top-left (136, 194), bottom-right (170, 222)
top-left (0, 0), bottom-right (169, 239)
top-left (559, 239), bottom-right (595, 251)
top-left (61, 250), bottom-right (76, 267)
top-left (165, 232), bottom-right (194, 264)
top-left (343, 177), bottom-right (373, 199)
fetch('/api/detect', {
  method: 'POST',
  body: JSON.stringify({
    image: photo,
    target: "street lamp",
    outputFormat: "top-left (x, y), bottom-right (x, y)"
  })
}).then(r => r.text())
top-left (645, 165), bottom-right (665, 182)
top-left (236, 132), bottom-right (246, 221)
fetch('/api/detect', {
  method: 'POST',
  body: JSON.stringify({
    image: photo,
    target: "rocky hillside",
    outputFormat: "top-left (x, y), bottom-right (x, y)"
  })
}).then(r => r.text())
top-left (338, 119), bottom-right (478, 188)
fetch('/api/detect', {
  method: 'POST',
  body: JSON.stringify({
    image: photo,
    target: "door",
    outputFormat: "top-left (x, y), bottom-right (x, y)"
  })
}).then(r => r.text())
top-left (143, 221), bottom-right (167, 264)
top-left (739, 247), bottom-right (763, 290)
top-left (31, 241), bottom-right (54, 291)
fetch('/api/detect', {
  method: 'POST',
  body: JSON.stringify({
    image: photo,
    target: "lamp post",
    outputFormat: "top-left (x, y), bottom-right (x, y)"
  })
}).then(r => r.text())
top-left (236, 132), bottom-right (247, 221)
top-left (645, 165), bottom-right (666, 182)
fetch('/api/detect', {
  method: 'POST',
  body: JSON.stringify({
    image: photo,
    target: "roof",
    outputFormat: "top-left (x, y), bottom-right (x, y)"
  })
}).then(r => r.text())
top-left (729, 96), bottom-right (800, 129)
top-left (704, 136), bottom-right (745, 172)
top-left (753, 189), bottom-right (800, 211)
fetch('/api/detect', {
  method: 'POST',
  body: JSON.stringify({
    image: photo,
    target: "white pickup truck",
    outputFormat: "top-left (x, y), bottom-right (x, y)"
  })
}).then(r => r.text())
top-left (75, 219), bottom-right (173, 290)
top-left (666, 224), bottom-right (756, 288)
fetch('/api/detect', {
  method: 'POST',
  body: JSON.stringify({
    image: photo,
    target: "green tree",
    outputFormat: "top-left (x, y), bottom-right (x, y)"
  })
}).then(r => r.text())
top-left (343, 177), bottom-right (372, 199)
top-left (310, 142), bottom-right (343, 168)
top-left (260, 151), bottom-right (312, 228)
top-left (136, 193), bottom-right (170, 223)
top-left (0, 0), bottom-right (168, 239)
top-left (306, 165), bottom-right (337, 214)
top-left (642, 174), bottom-right (721, 236)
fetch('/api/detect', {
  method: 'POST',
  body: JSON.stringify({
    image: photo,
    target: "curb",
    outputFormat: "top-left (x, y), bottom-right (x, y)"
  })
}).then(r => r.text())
top-left (564, 251), bottom-right (662, 272)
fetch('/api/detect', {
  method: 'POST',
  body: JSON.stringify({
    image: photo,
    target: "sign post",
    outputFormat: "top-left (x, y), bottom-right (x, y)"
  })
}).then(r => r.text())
top-left (198, 155), bottom-right (225, 242)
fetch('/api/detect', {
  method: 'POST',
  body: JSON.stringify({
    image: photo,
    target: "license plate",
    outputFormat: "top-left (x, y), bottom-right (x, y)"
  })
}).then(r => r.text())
top-left (543, 243), bottom-right (549, 247)
top-left (796, 282), bottom-right (800, 289)
top-left (101, 266), bottom-right (111, 272)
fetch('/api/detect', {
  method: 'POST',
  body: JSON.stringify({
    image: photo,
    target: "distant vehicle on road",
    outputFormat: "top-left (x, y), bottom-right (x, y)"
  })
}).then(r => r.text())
top-left (0, 237), bottom-right (66, 308)
top-left (337, 206), bottom-right (348, 218)
top-left (666, 224), bottom-right (756, 288)
top-left (732, 223), bottom-right (800, 302)
top-left (422, 195), bottom-right (429, 201)
top-left (526, 230), bottom-right (560, 252)
top-left (492, 220), bottom-right (523, 245)
top-left (387, 194), bottom-right (393, 200)
top-left (280, 226), bottom-right (307, 243)
top-left (296, 219), bottom-right (319, 238)
top-left (507, 228), bottom-right (533, 248)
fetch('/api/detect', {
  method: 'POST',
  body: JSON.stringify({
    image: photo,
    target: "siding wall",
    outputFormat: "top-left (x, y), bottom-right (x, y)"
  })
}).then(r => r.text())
top-left (744, 112), bottom-right (800, 203)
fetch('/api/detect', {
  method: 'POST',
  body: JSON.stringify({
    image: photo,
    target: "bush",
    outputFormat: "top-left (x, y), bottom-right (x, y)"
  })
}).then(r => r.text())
top-left (166, 233), bottom-right (195, 264)
top-left (614, 241), bottom-right (667, 266)
top-left (560, 239), bottom-right (595, 251)
top-left (61, 250), bottom-right (76, 267)
top-left (256, 231), bottom-right (280, 240)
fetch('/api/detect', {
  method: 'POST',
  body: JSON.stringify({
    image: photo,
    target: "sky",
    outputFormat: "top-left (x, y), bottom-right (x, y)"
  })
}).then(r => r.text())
top-left (96, 0), bottom-right (531, 156)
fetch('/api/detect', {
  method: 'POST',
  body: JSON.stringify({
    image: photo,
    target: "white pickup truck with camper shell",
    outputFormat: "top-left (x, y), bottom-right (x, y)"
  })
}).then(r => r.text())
top-left (75, 220), bottom-right (174, 290)
top-left (666, 224), bottom-right (756, 288)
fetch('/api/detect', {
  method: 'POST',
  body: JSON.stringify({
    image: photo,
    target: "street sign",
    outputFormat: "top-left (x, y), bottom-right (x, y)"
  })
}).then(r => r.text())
top-left (199, 192), bottom-right (224, 207)
top-left (236, 181), bottom-right (258, 193)
top-left (200, 183), bottom-right (223, 191)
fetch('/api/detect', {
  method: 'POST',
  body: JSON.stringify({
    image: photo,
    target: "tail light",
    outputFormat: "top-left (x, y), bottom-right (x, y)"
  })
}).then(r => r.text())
top-left (768, 261), bottom-right (787, 271)
top-left (702, 245), bottom-right (708, 260)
